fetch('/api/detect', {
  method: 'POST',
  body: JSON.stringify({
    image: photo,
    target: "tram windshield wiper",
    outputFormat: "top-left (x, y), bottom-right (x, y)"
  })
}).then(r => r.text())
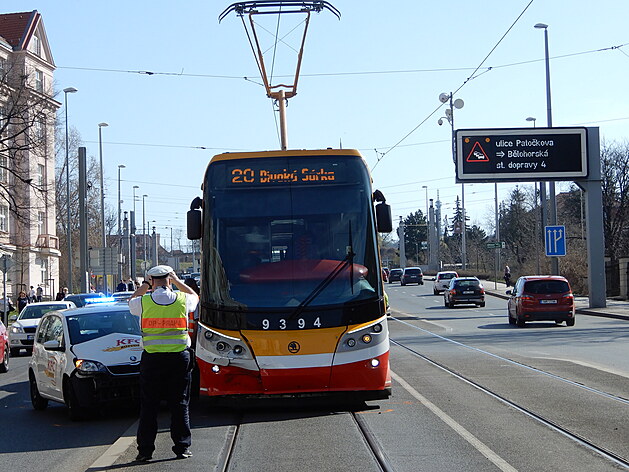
top-left (288, 223), bottom-right (355, 320)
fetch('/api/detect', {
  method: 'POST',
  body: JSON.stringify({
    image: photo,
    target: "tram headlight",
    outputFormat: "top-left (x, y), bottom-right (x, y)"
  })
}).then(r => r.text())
top-left (212, 365), bottom-right (220, 373)
top-left (204, 330), bottom-right (214, 340)
top-left (361, 334), bottom-right (372, 344)
top-left (233, 345), bottom-right (243, 355)
top-left (371, 358), bottom-right (380, 367)
top-left (372, 323), bottom-right (383, 333)
top-left (216, 341), bottom-right (229, 352)
top-left (346, 338), bottom-right (356, 348)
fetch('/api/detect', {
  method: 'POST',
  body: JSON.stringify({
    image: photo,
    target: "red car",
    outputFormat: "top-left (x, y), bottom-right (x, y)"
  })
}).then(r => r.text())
top-left (507, 276), bottom-right (575, 327)
top-left (0, 318), bottom-right (8, 373)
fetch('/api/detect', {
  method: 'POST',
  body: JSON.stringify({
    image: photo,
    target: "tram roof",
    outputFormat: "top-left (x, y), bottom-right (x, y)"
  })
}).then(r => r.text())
top-left (210, 148), bottom-right (363, 163)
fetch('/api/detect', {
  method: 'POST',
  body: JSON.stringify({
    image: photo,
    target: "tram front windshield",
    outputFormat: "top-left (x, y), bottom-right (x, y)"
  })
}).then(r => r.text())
top-left (202, 157), bottom-right (379, 309)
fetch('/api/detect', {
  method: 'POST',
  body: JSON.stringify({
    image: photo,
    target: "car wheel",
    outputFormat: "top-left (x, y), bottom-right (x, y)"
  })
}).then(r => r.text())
top-left (516, 315), bottom-right (526, 327)
top-left (401, 282), bottom-right (406, 286)
top-left (479, 302), bottom-right (486, 308)
top-left (433, 289), bottom-right (438, 295)
top-left (29, 371), bottom-right (48, 410)
top-left (508, 312), bottom-right (515, 325)
top-left (64, 379), bottom-right (85, 421)
top-left (0, 344), bottom-right (8, 373)
top-left (566, 318), bottom-right (575, 327)
top-left (10, 348), bottom-right (20, 357)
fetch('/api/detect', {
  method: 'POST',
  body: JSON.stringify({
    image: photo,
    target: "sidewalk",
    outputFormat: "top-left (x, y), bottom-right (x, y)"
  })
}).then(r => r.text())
top-left (481, 279), bottom-right (629, 321)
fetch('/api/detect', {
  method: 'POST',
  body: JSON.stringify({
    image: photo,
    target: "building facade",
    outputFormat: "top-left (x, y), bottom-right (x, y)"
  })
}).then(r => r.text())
top-left (0, 11), bottom-right (60, 300)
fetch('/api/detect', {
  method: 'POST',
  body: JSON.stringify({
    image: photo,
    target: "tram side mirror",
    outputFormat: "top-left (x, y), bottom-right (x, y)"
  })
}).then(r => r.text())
top-left (373, 189), bottom-right (392, 233)
top-left (375, 202), bottom-right (392, 233)
top-left (187, 197), bottom-right (203, 240)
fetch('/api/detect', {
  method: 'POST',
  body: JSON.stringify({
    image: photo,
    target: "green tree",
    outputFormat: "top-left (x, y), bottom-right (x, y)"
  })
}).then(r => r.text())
top-left (402, 210), bottom-right (428, 264)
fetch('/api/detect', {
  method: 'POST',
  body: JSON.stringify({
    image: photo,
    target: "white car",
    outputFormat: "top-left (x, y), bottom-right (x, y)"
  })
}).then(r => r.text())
top-left (433, 271), bottom-right (459, 295)
top-left (28, 303), bottom-right (142, 420)
top-left (8, 301), bottom-right (76, 356)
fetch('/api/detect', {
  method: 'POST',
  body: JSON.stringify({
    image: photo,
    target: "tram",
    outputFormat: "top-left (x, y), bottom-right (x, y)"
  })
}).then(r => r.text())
top-left (187, 148), bottom-right (393, 399)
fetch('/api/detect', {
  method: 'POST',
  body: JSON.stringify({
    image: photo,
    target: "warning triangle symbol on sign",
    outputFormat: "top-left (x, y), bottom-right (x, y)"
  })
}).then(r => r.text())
top-left (466, 141), bottom-right (490, 162)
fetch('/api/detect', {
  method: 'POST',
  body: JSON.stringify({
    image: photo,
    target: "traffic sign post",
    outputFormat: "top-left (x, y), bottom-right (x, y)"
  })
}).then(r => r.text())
top-left (455, 128), bottom-right (588, 183)
top-left (545, 225), bottom-right (566, 257)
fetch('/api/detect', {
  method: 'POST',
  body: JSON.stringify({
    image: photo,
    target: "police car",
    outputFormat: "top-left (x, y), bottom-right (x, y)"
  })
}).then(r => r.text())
top-left (28, 302), bottom-right (142, 420)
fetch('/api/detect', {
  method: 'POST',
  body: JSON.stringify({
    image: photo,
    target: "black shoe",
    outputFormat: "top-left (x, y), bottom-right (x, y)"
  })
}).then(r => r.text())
top-left (134, 453), bottom-right (152, 462)
top-left (176, 449), bottom-right (193, 459)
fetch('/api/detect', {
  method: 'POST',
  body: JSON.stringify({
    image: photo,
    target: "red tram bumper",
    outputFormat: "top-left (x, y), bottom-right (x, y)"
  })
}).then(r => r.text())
top-left (198, 351), bottom-right (391, 398)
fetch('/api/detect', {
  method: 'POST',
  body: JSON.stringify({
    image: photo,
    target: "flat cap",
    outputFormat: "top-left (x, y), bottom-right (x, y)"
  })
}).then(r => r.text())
top-left (147, 265), bottom-right (174, 277)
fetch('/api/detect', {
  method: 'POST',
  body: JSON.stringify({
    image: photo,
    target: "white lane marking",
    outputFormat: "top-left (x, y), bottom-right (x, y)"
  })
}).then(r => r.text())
top-left (88, 420), bottom-right (138, 469)
top-left (391, 371), bottom-right (518, 472)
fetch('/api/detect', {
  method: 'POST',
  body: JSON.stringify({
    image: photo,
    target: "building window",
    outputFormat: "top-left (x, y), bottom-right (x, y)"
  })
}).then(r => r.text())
top-left (38, 211), bottom-right (45, 235)
top-left (38, 257), bottom-right (48, 285)
top-left (38, 164), bottom-right (45, 186)
top-left (35, 69), bottom-right (43, 93)
top-left (0, 107), bottom-right (6, 138)
top-left (0, 205), bottom-right (8, 232)
top-left (0, 156), bottom-right (7, 183)
top-left (31, 34), bottom-right (41, 57)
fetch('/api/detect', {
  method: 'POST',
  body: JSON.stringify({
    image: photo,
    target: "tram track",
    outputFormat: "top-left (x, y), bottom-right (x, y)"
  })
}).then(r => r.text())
top-left (389, 318), bottom-right (629, 470)
top-left (215, 408), bottom-right (394, 472)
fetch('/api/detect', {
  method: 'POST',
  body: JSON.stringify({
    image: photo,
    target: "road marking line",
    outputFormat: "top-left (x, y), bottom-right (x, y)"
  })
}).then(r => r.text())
top-left (87, 420), bottom-right (138, 469)
top-left (391, 371), bottom-right (518, 472)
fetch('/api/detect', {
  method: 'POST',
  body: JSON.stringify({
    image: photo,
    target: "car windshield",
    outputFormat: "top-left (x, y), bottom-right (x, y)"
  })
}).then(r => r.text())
top-left (67, 310), bottom-right (140, 345)
top-left (391, 270), bottom-right (402, 275)
top-left (405, 269), bottom-right (421, 275)
top-left (524, 280), bottom-right (570, 294)
top-left (65, 294), bottom-right (103, 307)
top-left (19, 305), bottom-right (63, 320)
top-left (440, 273), bottom-right (456, 280)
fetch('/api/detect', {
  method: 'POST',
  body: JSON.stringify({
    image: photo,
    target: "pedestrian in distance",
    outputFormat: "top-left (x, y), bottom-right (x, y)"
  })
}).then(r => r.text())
top-left (116, 280), bottom-right (127, 292)
top-left (504, 265), bottom-right (512, 287)
top-left (28, 286), bottom-right (36, 303)
top-left (17, 291), bottom-right (29, 313)
top-left (129, 265), bottom-right (199, 462)
top-left (127, 278), bottom-right (136, 291)
top-left (35, 285), bottom-right (43, 302)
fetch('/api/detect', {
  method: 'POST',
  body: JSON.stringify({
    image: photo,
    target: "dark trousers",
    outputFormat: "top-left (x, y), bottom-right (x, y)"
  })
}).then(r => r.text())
top-left (137, 349), bottom-right (192, 456)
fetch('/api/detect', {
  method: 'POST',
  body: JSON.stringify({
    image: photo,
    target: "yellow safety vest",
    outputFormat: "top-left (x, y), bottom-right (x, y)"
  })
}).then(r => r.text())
top-left (140, 291), bottom-right (188, 353)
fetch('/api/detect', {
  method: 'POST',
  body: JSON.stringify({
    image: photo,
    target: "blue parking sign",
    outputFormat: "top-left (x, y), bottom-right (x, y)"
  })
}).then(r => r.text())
top-left (545, 225), bottom-right (566, 257)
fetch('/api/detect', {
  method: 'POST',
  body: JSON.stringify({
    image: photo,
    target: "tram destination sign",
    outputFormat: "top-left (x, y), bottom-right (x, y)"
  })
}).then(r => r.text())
top-left (455, 127), bottom-right (588, 183)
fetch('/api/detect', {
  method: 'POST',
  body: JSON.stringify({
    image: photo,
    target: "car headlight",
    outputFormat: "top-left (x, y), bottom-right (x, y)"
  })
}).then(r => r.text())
top-left (75, 359), bottom-right (106, 373)
top-left (10, 326), bottom-right (23, 334)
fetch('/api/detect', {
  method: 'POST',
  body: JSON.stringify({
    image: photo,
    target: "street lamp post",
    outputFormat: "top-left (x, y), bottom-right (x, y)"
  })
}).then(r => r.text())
top-left (438, 92), bottom-right (465, 269)
top-left (142, 194), bottom-right (148, 273)
top-left (117, 164), bottom-right (125, 281)
top-left (63, 87), bottom-right (78, 293)
top-left (131, 186), bottom-right (139, 280)
top-left (98, 122), bottom-right (108, 294)
top-left (527, 116), bottom-right (542, 275)
top-left (535, 22), bottom-right (559, 275)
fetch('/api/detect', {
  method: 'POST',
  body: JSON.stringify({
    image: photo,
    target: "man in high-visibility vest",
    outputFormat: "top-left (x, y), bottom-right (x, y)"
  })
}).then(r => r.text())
top-left (129, 265), bottom-right (199, 462)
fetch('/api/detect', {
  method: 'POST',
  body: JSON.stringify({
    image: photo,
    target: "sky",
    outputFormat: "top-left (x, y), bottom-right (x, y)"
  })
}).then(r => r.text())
top-left (4, 0), bottom-right (629, 248)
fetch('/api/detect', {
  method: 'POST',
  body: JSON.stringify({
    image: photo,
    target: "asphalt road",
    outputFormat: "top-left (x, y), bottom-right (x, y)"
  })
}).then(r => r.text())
top-left (1, 283), bottom-right (628, 471)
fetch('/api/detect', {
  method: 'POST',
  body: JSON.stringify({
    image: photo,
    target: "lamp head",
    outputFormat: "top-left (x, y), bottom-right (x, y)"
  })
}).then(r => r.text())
top-left (534, 23), bottom-right (548, 29)
top-left (526, 117), bottom-right (536, 122)
top-left (63, 87), bottom-right (78, 94)
top-left (98, 122), bottom-right (109, 128)
top-left (438, 92), bottom-right (450, 104)
top-left (437, 118), bottom-right (444, 126)
top-left (118, 164), bottom-right (126, 169)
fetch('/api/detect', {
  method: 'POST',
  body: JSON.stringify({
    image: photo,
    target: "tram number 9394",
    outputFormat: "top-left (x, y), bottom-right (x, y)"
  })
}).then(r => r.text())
top-left (261, 317), bottom-right (322, 330)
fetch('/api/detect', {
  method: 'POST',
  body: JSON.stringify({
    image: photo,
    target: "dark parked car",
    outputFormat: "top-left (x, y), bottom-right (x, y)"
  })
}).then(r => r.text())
top-left (444, 277), bottom-right (485, 308)
top-left (507, 276), bottom-right (575, 327)
top-left (401, 267), bottom-right (423, 286)
top-left (388, 268), bottom-right (403, 284)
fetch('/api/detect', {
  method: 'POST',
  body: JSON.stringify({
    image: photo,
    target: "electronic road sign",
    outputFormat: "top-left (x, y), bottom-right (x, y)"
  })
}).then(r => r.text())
top-left (545, 225), bottom-right (567, 257)
top-left (455, 127), bottom-right (588, 183)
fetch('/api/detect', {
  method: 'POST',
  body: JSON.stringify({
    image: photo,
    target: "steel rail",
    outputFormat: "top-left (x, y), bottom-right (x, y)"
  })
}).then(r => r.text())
top-left (391, 338), bottom-right (629, 470)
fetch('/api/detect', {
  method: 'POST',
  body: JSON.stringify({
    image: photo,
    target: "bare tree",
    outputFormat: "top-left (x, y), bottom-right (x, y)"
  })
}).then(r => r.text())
top-left (53, 121), bottom-right (108, 289)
